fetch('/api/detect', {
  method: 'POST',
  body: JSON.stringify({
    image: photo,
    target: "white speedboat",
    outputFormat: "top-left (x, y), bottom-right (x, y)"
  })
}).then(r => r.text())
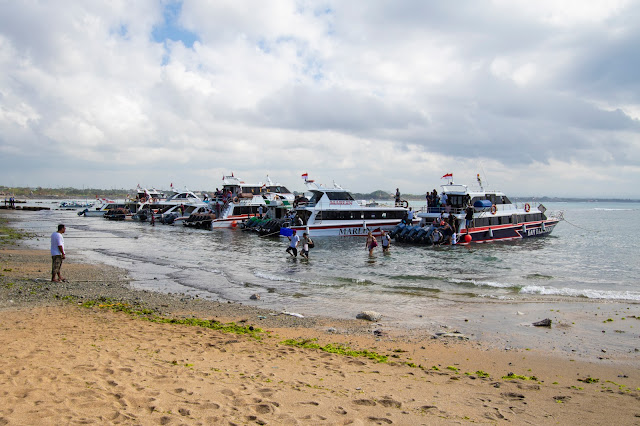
top-left (209, 175), bottom-right (294, 228)
top-left (392, 174), bottom-right (560, 245)
top-left (288, 176), bottom-right (416, 237)
top-left (59, 200), bottom-right (94, 209)
top-left (78, 198), bottom-right (117, 217)
top-left (150, 189), bottom-right (208, 224)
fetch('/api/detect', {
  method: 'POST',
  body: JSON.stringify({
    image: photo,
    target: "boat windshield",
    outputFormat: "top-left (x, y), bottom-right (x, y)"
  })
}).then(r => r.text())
top-left (267, 185), bottom-right (290, 193)
top-left (307, 191), bottom-right (323, 205)
top-left (325, 191), bottom-right (355, 201)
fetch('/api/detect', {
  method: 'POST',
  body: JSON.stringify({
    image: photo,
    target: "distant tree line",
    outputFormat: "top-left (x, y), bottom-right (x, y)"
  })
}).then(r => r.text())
top-left (0, 186), bottom-right (131, 199)
top-left (2, 186), bottom-right (637, 203)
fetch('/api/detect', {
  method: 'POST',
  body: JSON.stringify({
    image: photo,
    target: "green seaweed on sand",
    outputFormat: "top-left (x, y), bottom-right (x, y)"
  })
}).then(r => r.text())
top-left (280, 338), bottom-right (389, 363)
top-left (502, 373), bottom-right (538, 381)
top-left (78, 298), bottom-right (263, 339)
top-left (0, 216), bottom-right (34, 246)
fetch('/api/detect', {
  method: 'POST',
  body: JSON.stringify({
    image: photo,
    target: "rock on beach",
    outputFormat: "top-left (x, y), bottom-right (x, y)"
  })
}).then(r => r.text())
top-left (356, 311), bottom-right (382, 322)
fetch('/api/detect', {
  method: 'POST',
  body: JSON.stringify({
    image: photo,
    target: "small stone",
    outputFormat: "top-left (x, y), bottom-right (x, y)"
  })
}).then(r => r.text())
top-left (356, 311), bottom-right (382, 322)
top-left (250, 293), bottom-right (260, 300)
top-left (532, 318), bottom-right (552, 327)
top-left (327, 327), bottom-right (337, 333)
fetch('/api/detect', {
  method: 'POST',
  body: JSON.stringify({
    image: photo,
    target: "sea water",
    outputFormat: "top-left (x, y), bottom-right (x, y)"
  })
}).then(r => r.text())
top-left (8, 200), bottom-right (640, 357)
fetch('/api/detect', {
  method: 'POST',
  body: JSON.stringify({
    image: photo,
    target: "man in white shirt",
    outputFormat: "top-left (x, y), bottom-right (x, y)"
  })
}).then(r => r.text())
top-left (286, 230), bottom-right (300, 257)
top-left (50, 224), bottom-right (66, 282)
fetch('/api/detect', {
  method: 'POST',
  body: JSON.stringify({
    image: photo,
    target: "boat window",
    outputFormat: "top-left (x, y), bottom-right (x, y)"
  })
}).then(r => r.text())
top-left (326, 191), bottom-right (355, 201)
top-left (308, 191), bottom-right (323, 205)
top-left (490, 217), bottom-right (500, 226)
top-left (268, 186), bottom-right (290, 193)
top-left (241, 186), bottom-right (261, 195)
top-left (447, 195), bottom-right (465, 207)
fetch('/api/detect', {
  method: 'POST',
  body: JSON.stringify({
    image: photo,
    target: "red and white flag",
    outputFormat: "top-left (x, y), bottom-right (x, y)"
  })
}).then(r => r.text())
top-left (441, 173), bottom-right (453, 179)
top-left (301, 173), bottom-right (309, 181)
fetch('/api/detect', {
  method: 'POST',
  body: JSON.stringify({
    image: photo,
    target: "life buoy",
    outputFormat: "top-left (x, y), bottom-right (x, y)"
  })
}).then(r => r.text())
top-left (490, 204), bottom-right (497, 215)
top-left (402, 200), bottom-right (409, 208)
top-left (233, 197), bottom-right (239, 203)
top-left (524, 203), bottom-right (530, 212)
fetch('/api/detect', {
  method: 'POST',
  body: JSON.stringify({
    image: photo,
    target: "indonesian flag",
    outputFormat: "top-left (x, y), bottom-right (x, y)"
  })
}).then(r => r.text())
top-left (441, 173), bottom-right (453, 179)
top-left (301, 173), bottom-right (308, 181)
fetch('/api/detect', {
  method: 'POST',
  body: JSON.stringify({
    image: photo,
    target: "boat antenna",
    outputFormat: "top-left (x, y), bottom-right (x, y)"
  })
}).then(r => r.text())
top-left (478, 162), bottom-right (489, 189)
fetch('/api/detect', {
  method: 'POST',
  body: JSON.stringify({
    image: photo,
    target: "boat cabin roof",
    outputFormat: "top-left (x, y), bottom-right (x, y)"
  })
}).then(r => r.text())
top-left (165, 191), bottom-right (201, 202)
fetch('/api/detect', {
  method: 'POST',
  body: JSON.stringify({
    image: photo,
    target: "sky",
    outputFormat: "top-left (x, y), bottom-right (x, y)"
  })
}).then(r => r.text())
top-left (1, 0), bottom-right (639, 198)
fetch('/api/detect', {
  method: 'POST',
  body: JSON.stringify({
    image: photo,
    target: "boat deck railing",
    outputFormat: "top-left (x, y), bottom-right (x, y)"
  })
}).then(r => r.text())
top-left (418, 206), bottom-right (465, 215)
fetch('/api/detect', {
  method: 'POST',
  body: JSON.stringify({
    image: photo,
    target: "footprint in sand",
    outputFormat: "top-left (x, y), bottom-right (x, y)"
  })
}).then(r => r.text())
top-left (353, 399), bottom-right (377, 406)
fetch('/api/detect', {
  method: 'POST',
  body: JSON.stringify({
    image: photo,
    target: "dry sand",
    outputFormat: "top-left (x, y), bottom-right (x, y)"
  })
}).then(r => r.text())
top-left (1, 248), bottom-right (639, 425)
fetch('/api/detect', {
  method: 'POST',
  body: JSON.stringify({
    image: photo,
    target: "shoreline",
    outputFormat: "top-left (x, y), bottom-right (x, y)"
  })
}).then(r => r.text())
top-left (2, 244), bottom-right (640, 423)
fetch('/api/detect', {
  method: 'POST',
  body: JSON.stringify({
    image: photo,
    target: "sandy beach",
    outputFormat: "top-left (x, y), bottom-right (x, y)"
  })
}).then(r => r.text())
top-left (1, 246), bottom-right (640, 425)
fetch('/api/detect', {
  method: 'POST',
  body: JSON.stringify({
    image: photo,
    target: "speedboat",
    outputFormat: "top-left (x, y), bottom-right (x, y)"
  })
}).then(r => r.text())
top-left (392, 174), bottom-right (560, 245)
top-left (59, 201), bottom-right (94, 209)
top-left (149, 189), bottom-right (208, 224)
top-left (78, 198), bottom-right (117, 217)
top-left (209, 175), bottom-right (294, 228)
top-left (287, 175), bottom-right (416, 237)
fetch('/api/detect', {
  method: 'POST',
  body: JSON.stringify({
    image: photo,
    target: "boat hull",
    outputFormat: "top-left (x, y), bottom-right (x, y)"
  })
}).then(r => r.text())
top-left (291, 219), bottom-right (418, 237)
top-left (459, 219), bottom-right (559, 244)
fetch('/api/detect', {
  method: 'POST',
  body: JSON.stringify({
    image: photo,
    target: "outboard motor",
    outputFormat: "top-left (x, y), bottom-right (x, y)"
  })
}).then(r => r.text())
top-left (389, 223), bottom-right (405, 238)
top-left (406, 226), bottom-right (421, 242)
top-left (414, 228), bottom-right (429, 243)
top-left (397, 225), bottom-right (414, 242)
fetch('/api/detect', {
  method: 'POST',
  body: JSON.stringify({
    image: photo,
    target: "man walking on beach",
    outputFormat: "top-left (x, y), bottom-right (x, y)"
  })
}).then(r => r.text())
top-left (51, 224), bottom-right (66, 282)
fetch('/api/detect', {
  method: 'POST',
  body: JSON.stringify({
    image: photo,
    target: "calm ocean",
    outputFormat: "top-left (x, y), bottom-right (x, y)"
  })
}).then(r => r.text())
top-left (8, 200), bottom-right (640, 356)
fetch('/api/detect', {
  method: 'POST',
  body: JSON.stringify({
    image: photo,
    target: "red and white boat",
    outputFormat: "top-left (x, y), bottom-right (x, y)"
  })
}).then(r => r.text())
top-left (393, 174), bottom-right (560, 245)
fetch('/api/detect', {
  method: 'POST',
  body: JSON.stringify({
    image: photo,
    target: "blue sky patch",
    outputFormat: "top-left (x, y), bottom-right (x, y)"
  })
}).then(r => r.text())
top-left (152, 1), bottom-right (199, 48)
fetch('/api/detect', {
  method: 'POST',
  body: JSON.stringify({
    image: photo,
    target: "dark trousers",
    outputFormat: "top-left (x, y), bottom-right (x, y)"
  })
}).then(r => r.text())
top-left (286, 247), bottom-right (298, 257)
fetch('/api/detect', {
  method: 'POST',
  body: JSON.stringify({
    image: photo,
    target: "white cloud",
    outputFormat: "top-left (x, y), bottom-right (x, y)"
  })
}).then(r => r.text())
top-left (0, 0), bottom-right (639, 197)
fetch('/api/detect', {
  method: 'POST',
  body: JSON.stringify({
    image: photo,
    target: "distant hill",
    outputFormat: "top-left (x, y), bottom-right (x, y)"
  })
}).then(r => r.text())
top-left (2, 186), bottom-right (638, 203)
top-left (1, 186), bottom-right (134, 199)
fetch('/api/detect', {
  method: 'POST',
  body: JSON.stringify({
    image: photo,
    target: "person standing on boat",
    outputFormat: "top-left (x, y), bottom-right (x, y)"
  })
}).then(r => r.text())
top-left (440, 192), bottom-right (448, 208)
top-left (286, 229), bottom-right (300, 257)
top-left (50, 224), bottom-right (66, 282)
top-left (465, 204), bottom-right (474, 231)
top-left (395, 188), bottom-right (401, 206)
top-left (366, 231), bottom-right (378, 256)
top-left (258, 205), bottom-right (263, 218)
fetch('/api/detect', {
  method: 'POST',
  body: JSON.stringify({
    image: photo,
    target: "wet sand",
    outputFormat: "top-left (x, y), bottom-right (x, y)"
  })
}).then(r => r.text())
top-left (1, 248), bottom-right (640, 424)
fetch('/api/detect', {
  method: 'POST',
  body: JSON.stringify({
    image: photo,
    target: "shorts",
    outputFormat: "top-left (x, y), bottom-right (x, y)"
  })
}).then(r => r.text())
top-left (301, 249), bottom-right (309, 257)
top-left (52, 255), bottom-right (63, 275)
